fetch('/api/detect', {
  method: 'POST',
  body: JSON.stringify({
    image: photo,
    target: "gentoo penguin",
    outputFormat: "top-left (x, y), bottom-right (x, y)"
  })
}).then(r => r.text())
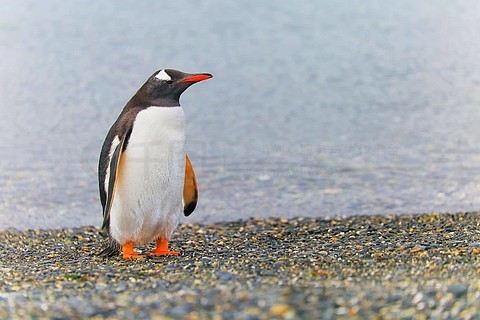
top-left (98, 68), bottom-right (212, 259)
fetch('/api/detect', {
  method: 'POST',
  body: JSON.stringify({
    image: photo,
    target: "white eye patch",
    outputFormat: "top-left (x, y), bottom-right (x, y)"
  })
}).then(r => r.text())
top-left (155, 69), bottom-right (172, 81)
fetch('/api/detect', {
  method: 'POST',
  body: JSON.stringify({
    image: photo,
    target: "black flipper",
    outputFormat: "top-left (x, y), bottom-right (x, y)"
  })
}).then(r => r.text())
top-left (101, 132), bottom-right (128, 230)
top-left (183, 154), bottom-right (198, 216)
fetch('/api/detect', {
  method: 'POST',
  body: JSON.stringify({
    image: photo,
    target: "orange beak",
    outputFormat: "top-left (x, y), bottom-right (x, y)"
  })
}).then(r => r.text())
top-left (179, 73), bottom-right (213, 84)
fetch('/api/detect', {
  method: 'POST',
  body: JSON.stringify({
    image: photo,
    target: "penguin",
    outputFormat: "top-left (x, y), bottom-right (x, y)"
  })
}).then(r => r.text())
top-left (98, 68), bottom-right (212, 259)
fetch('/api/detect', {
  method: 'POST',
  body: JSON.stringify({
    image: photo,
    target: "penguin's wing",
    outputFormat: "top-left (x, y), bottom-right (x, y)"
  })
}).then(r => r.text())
top-left (183, 154), bottom-right (198, 216)
top-left (101, 132), bottom-right (128, 230)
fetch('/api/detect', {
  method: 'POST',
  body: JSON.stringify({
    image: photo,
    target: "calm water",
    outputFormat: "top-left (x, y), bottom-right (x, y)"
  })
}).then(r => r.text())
top-left (1, 1), bottom-right (480, 230)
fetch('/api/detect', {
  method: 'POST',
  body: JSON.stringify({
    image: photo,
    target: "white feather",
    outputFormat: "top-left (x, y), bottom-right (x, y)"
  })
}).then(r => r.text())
top-left (155, 69), bottom-right (172, 81)
top-left (104, 136), bottom-right (120, 195)
top-left (109, 107), bottom-right (186, 245)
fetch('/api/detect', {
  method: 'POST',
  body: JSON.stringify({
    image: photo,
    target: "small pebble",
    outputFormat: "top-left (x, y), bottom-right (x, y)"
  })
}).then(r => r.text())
top-left (0, 212), bottom-right (479, 319)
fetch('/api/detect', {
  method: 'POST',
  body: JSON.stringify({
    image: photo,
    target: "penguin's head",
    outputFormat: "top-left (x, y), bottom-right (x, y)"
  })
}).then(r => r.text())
top-left (134, 69), bottom-right (212, 107)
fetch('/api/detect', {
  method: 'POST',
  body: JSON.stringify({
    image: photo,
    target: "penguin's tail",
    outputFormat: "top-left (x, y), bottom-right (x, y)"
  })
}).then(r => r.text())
top-left (99, 237), bottom-right (121, 257)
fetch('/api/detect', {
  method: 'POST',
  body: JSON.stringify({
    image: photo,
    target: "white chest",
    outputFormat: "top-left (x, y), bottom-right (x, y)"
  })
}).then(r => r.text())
top-left (130, 106), bottom-right (186, 147)
top-left (110, 107), bottom-right (187, 245)
top-left (125, 107), bottom-right (186, 179)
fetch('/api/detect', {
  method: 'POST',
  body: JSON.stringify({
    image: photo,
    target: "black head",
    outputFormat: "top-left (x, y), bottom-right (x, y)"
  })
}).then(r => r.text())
top-left (131, 69), bottom-right (213, 107)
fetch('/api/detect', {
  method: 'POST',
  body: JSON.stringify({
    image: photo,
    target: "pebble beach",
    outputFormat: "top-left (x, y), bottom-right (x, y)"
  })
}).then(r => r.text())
top-left (2, 2), bottom-right (480, 319)
top-left (1, 212), bottom-right (479, 319)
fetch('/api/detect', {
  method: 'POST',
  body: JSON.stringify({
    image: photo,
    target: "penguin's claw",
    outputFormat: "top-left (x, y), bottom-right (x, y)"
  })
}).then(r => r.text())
top-left (150, 238), bottom-right (180, 257)
top-left (123, 252), bottom-right (146, 260)
top-left (122, 241), bottom-right (145, 260)
top-left (149, 250), bottom-right (180, 257)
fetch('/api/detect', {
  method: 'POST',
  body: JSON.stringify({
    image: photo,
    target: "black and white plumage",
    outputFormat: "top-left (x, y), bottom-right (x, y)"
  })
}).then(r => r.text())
top-left (98, 69), bottom-right (212, 259)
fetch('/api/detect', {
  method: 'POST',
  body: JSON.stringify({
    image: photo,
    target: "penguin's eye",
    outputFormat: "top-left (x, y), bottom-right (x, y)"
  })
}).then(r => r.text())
top-left (165, 80), bottom-right (173, 85)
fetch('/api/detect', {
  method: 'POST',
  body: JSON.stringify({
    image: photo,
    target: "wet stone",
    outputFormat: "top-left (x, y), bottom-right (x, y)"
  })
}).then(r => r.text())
top-left (447, 284), bottom-right (469, 298)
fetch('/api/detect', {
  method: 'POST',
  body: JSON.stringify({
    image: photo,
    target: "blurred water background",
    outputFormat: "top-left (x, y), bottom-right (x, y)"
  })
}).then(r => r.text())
top-left (1, 1), bottom-right (480, 229)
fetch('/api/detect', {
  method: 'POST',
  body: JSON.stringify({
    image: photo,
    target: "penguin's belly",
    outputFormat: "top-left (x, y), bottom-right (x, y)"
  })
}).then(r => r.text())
top-left (110, 107), bottom-right (186, 245)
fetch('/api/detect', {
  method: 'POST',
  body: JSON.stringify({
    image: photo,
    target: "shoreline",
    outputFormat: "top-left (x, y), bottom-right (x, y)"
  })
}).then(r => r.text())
top-left (1, 212), bottom-right (479, 319)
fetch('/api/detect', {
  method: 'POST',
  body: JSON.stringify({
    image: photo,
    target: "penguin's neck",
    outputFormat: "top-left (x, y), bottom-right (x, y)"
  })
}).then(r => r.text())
top-left (129, 96), bottom-right (180, 108)
top-left (149, 97), bottom-right (180, 107)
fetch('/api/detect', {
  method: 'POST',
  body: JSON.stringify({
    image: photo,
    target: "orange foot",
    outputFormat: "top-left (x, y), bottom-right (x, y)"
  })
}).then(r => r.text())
top-left (122, 241), bottom-right (145, 260)
top-left (150, 238), bottom-right (179, 257)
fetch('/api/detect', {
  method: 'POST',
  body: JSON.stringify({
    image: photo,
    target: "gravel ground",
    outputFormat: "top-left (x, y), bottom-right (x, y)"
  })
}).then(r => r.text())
top-left (1, 212), bottom-right (480, 319)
